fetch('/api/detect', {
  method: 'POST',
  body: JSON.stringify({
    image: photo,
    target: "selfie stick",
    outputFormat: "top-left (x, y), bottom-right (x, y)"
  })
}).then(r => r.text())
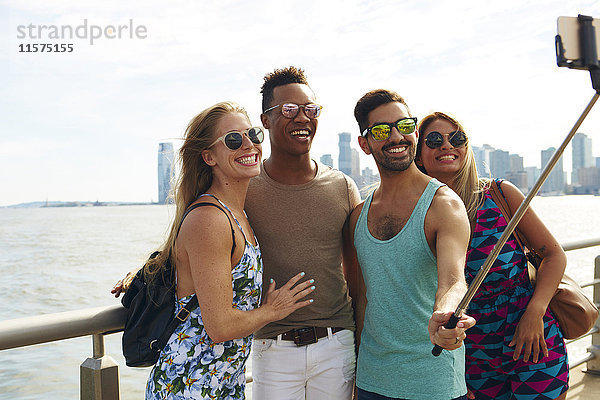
top-left (433, 14), bottom-right (600, 357)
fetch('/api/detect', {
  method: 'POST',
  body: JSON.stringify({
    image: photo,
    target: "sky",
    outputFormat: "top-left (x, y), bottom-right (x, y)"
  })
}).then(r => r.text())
top-left (2, 0), bottom-right (600, 206)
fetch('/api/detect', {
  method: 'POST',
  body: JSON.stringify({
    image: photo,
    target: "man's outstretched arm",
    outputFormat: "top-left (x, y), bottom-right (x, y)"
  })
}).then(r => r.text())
top-left (427, 187), bottom-right (474, 350)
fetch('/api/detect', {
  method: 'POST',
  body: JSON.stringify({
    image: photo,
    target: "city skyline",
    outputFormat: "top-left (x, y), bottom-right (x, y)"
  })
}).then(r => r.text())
top-left (323, 130), bottom-right (599, 196)
top-left (4, 131), bottom-right (598, 207)
top-left (3, 1), bottom-right (600, 206)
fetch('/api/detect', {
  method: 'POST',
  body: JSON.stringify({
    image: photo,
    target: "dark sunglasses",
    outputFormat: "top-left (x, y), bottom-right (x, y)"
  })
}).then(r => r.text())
top-left (263, 103), bottom-right (323, 119)
top-left (424, 131), bottom-right (468, 149)
top-left (209, 126), bottom-right (264, 150)
top-left (362, 117), bottom-right (418, 141)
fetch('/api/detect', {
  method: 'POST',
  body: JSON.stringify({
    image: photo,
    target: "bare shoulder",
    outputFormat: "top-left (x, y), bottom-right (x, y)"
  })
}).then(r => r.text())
top-left (427, 185), bottom-right (469, 236)
top-left (425, 184), bottom-right (470, 256)
top-left (431, 185), bottom-right (466, 214)
top-left (177, 203), bottom-right (233, 244)
top-left (497, 180), bottom-right (526, 211)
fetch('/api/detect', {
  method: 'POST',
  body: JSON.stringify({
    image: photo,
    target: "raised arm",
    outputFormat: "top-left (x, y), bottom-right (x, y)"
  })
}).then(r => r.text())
top-left (431, 188), bottom-right (470, 312)
top-left (501, 180), bottom-right (566, 363)
top-left (178, 207), bottom-right (314, 342)
top-left (427, 187), bottom-right (475, 349)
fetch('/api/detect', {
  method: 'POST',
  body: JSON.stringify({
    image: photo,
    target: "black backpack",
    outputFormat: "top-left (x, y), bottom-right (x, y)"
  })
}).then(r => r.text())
top-left (120, 201), bottom-right (235, 367)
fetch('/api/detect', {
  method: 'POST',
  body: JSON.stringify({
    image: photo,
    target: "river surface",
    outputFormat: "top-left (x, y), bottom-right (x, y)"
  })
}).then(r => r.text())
top-left (0, 195), bottom-right (599, 399)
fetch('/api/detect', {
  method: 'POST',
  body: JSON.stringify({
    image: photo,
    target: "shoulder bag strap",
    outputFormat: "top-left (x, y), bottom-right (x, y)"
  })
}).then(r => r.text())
top-left (488, 180), bottom-right (540, 261)
top-left (488, 180), bottom-right (525, 251)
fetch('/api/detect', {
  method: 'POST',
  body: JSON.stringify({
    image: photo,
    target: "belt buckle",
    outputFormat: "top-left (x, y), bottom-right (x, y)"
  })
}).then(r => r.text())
top-left (293, 327), bottom-right (318, 346)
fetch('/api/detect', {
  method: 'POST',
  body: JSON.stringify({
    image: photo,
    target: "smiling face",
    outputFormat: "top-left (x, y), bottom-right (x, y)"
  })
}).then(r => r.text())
top-left (203, 112), bottom-right (262, 180)
top-left (358, 101), bottom-right (417, 172)
top-left (260, 83), bottom-right (318, 157)
top-left (416, 118), bottom-right (467, 183)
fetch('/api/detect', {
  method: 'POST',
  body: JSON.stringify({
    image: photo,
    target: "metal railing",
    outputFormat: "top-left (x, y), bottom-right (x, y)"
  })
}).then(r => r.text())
top-left (1, 239), bottom-right (599, 399)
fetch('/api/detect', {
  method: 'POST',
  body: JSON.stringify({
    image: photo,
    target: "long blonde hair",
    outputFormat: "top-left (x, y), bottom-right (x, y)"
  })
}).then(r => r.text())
top-left (416, 112), bottom-right (490, 226)
top-left (142, 101), bottom-right (249, 283)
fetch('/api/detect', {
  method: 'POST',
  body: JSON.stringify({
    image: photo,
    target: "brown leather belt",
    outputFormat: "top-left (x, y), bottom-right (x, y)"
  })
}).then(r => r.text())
top-left (276, 327), bottom-right (344, 346)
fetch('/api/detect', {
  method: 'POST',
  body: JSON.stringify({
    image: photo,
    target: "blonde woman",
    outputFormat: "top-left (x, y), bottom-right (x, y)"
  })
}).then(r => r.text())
top-left (416, 112), bottom-right (568, 400)
top-left (115, 102), bottom-right (314, 399)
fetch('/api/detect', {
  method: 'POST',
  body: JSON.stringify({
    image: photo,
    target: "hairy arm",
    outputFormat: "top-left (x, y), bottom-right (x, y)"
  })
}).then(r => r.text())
top-left (502, 180), bottom-right (566, 362)
top-left (430, 188), bottom-right (470, 312)
top-left (427, 188), bottom-right (475, 349)
top-left (178, 207), bottom-right (314, 343)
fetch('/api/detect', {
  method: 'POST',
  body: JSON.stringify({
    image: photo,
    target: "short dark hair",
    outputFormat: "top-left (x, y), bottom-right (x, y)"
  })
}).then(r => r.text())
top-left (354, 89), bottom-right (411, 134)
top-left (261, 66), bottom-right (309, 111)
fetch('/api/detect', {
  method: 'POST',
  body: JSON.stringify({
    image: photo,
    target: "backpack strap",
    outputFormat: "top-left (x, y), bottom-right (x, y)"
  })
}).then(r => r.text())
top-left (177, 202), bottom-right (236, 257)
top-left (152, 202), bottom-right (237, 353)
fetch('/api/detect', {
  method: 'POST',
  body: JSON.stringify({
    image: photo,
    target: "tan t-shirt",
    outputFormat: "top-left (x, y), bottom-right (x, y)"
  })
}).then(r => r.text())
top-left (245, 161), bottom-right (361, 338)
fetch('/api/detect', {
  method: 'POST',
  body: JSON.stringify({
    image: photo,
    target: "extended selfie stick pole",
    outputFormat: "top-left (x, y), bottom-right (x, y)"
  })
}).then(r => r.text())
top-left (433, 14), bottom-right (600, 357)
top-left (432, 92), bottom-right (598, 356)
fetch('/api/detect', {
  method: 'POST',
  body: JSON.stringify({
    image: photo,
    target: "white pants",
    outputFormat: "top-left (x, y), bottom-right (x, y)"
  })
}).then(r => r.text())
top-left (251, 328), bottom-right (356, 400)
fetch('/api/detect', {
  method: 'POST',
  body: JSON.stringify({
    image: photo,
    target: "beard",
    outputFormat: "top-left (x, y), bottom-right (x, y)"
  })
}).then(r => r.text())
top-left (369, 141), bottom-right (416, 172)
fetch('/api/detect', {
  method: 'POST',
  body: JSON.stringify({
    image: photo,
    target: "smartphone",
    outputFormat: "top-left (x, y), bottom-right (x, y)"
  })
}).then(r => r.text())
top-left (556, 16), bottom-right (600, 68)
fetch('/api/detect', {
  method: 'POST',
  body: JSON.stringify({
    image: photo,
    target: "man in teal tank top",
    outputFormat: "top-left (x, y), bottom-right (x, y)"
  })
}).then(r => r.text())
top-left (344, 89), bottom-right (476, 400)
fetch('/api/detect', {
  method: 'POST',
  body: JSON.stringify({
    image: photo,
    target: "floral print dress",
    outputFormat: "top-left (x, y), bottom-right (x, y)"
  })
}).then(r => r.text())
top-left (146, 198), bottom-right (262, 400)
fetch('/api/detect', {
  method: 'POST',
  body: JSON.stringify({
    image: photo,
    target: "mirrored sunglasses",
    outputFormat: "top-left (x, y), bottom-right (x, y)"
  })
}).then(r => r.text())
top-left (209, 127), bottom-right (264, 150)
top-left (424, 131), bottom-right (468, 149)
top-left (362, 117), bottom-right (418, 141)
top-left (264, 103), bottom-right (323, 119)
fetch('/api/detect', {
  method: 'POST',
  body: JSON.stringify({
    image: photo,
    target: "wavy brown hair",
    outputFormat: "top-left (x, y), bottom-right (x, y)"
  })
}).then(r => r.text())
top-left (416, 111), bottom-right (490, 226)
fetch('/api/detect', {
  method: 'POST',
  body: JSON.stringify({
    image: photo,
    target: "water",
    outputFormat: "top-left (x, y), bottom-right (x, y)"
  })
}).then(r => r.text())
top-left (0, 196), bottom-right (599, 399)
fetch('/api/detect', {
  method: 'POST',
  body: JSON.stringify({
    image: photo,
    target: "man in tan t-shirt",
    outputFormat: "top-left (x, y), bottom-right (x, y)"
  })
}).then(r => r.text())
top-left (245, 66), bottom-right (361, 400)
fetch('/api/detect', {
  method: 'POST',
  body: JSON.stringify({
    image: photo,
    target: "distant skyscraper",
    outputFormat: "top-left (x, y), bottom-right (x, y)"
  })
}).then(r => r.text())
top-left (351, 148), bottom-right (361, 177)
top-left (158, 142), bottom-right (175, 204)
top-left (338, 132), bottom-right (352, 175)
top-left (362, 167), bottom-right (378, 184)
top-left (578, 167), bottom-right (600, 191)
top-left (505, 171), bottom-right (528, 193)
top-left (320, 154), bottom-right (334, 168)
top-left (541, 147), bottom-right (565, 194)
top-left (489, 149), bottom-right (510, 178)
top-left (472, 144), bottom-right (493, 177)
top-left (571, 132), bottom-right (594, 184)
top-left (360, 167), bottom-right (380, 198)
top-left (509, 154), bottom-right (523, 173)
top-left (525, 166), bottom-right (540, 192)
top-left (505, 154), bottom-right (527, 192)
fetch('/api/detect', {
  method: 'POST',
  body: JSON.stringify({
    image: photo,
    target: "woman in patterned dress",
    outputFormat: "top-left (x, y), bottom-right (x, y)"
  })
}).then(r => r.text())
top-left (415, 112), bottom-right (568, 400)
top-left (138, 102), bottom-right (315, 399)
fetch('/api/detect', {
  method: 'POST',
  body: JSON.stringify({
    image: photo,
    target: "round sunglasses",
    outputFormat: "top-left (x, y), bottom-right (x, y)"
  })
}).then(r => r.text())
top-left (362, 117), bottom-right (418, 141)
top-left (263, 103), bottom-right (323, 119)
top-left (209, 127), bottom-right (265, 150)
top-left (424, 131), bottom-right (468, 149)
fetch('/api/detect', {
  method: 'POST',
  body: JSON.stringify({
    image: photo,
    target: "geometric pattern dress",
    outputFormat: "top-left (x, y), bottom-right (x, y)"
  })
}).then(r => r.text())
top-left (145, 202), bottom-right (262, 400)
top-left (464, 180), bottom-right (568, 400)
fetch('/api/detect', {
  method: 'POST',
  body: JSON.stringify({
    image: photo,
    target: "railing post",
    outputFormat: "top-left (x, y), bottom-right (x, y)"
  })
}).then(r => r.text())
top-left (80, 334), bottom-right (120, 400)
top-left (587, 255), bottom-right (600, 374)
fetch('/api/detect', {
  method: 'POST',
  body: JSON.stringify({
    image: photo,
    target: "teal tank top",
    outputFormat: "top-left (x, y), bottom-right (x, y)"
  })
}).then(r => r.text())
top-left (354, 178), bottom-right (466, 400)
